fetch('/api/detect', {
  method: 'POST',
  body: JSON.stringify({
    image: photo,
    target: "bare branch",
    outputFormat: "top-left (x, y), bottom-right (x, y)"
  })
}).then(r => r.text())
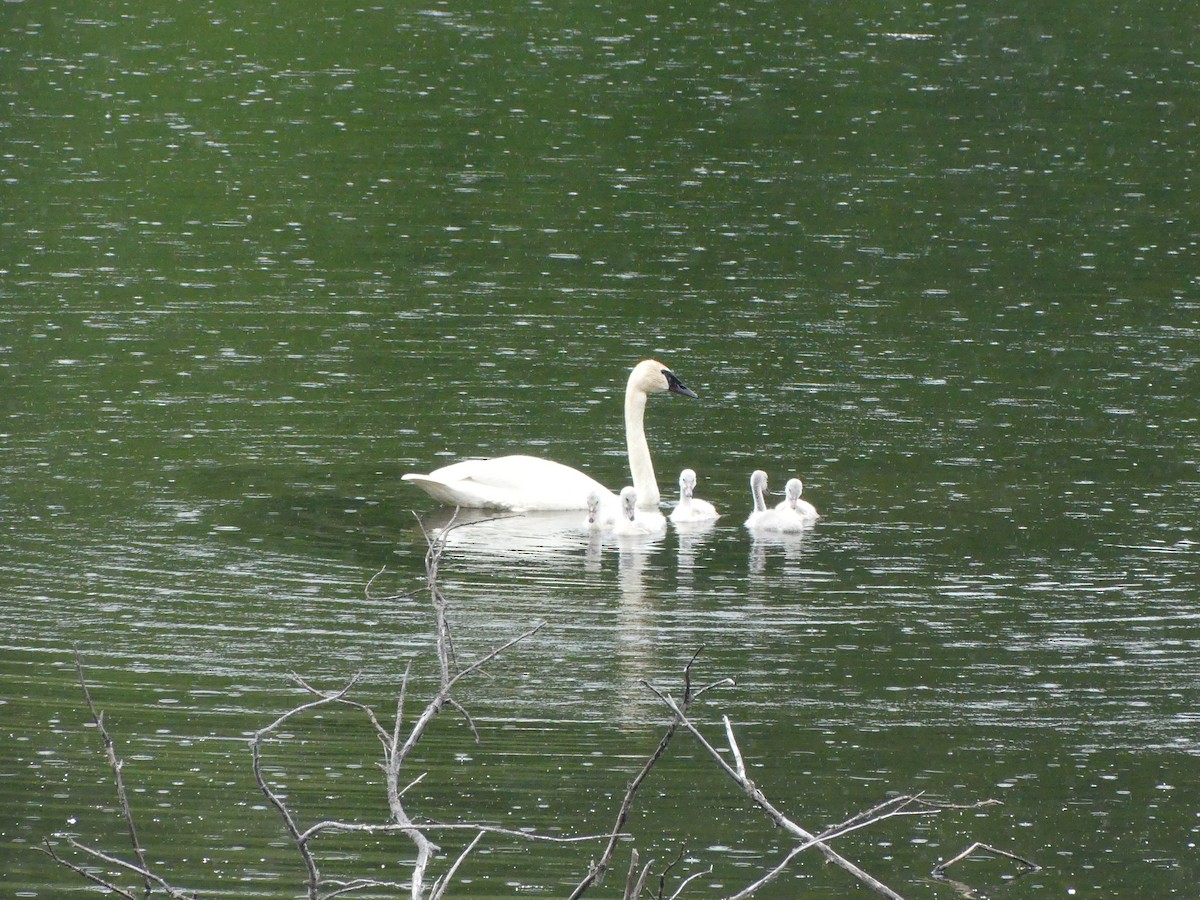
top-left (429, 830), bottom-right (485, 900)
top-left (726, 799), bottom-right (934, 900)
top-left (364, 562), bottom-right (417, 601)
top-left (569, 654), bottom-right (717, 899)
top-left (722, 715), bottom-right (746, 780)
top-left (72, 650), bottom-right (152, 894)
top-left (323, 876), bottom-right (409, 898)
top-left (622, 849), bottom-right (643, 900)
top-left (932, 841), bottom-right (1041, 877)
top-left (36, 839), bottom-right (138, 900)
top-left (668, 865), bottom-right (714, 900)
top-left (59, 837), bottom-right (195, 899)
top-left (299, 820), bottom-right (614, 845)
top-left (250, 676), bottom-right (359, 899)
top-left (642, 681), bottom-right (907, 900)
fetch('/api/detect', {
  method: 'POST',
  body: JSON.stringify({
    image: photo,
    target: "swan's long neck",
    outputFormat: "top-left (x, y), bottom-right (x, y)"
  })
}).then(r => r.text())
top-left (625, 382), bottom-right (659, 509)
top-left (751, 476), bottom-right (767, 513)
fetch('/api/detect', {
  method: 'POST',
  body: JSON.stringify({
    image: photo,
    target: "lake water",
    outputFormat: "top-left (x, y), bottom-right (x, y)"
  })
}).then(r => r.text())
top-left (2, 3), bottom-right (1198, 897)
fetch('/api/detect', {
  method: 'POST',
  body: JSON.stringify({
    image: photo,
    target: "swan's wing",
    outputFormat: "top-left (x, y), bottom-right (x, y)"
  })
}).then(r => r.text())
top-left (401, 473), bottom-right (519, 510)
top-left (404, 455), bottom-right (613, 510)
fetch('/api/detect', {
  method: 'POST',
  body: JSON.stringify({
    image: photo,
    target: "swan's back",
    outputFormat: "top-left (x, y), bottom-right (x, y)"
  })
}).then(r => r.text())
top-left (402, 455), bottom-right (611, 511)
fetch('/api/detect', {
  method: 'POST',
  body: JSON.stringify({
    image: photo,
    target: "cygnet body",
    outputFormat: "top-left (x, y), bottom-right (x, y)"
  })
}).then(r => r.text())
top-left (613, 486), bottom-right (666, 536)
top-left (669, 468), bottom-right (720, 524)
top-left (744, 470), bottom-right (808, 533)
top-left (776, 477), bottom-right (820, 523)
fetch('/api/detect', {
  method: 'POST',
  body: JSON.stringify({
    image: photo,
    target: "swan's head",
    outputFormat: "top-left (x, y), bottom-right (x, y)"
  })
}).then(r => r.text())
top-left (784, 478), bottom-right (803, 508)
top-left (630, 359), bottom-right (698, 399)
top-left (750, 470), bottom-right (769, 493)
top-left (586, 491), bottom-right (602, 524)
top-left (679, 468), bottom-right (697, 500)
top-left (619, 485), bottom-right (638, 520)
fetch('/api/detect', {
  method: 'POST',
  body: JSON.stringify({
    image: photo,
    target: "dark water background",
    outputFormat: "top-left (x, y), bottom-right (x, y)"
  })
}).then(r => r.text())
top-left (2, 2), bottom-right (1198, 896)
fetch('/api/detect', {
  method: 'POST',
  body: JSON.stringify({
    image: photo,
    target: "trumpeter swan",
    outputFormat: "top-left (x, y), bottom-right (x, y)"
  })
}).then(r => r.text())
top-left (669, 468), bottom-right (719, 523)
top-left (613, 486), bottom-right (666, 536)
top-left (744, 470), bottom-right (807, 533)
top-left (402, 359), bottom-right (696, 511)
top-left (584, 490), bottom-right (616, 531)
top-left (776, 477), bottom-right (820, 523)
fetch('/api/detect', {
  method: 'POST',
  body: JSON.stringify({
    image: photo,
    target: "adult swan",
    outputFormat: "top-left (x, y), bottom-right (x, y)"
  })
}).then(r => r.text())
top-left (402, 359), bottom-right (697, 512)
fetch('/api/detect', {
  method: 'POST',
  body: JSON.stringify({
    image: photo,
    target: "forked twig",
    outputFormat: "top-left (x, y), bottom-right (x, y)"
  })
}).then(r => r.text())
top-left (39, 652), bottom-right (195, 898)
top-left (72, 650), bottom-right (152, 893)
top-left (932, 841), bottom-right (1042, 877)
top-left (569, 650), bottom-right (720, 899)
top-left (643, 678), bottom-right (906, 900)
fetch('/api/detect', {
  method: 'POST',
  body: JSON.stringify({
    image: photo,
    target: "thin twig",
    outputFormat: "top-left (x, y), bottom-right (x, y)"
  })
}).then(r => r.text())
top-left (364, 562), bottom-right (417, 601)
top-left (300, 820), bottom-right (616, 844)
top-left (60, 837), bottom-right (195, 899)
top-left (643, 682), bottom-right (906, 900)
top-left (568, 653), bottom-right (716, 899)
top-left (932, 841), bottom-right (1041, 877)
top-left (250, 676), bottom-right (360, 899)
top-left (429, 830), bottom-right (486, 900)
top-left (668, 865), bottom-right (714, 900)
top-left (36, 838), bottom-right (138, 900)
top-left (323, 876), bottom-right (409, 898)
top-left (72, 650), bottom-right (152, 894)
top-left (658, 846), bottom-right (687, 898)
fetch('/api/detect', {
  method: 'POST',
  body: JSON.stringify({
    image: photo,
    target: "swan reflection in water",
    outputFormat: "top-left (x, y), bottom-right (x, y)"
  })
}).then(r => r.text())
top-left (413, 506), bottom-right (801, 724)
top-left (417, 501), bottom-right (805, 582)
top-left (748, 529), bottom-right (811, 578)
top-left (417, 507), bottom-right (601, 571)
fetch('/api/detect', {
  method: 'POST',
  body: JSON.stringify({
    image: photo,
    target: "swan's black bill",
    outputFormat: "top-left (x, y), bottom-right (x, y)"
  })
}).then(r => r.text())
top-left (664, 369), bottom-right (698, 399)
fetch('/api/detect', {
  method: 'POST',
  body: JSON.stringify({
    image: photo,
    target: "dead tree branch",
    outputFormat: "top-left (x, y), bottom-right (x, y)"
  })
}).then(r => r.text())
top-left (569, 649), bottom-right (728, 899)
top-left (643, 676), bottom-right (908, 900)
top-left (248, 511), bottom-right (557, 900)
top-left (72, 650), bottom-right (152, 892)
top-left (932, 841), bottom-right (1042, 878)
top-left (37, 651), bottom-right (196, 899)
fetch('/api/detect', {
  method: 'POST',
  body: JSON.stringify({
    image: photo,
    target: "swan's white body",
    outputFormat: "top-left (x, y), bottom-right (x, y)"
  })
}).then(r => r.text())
top-left (613, 486), bottom-right (666, 536)
top-left (407, 455), bottom-right (608, 511)
top-left (776, 477), bottom-right (820, 523)
top-left (744, 470), bottom-right (808, 533)
top-left (669, 468), bottom-right (719, 524)
top-left (402, 359), bottom-right (696, 512)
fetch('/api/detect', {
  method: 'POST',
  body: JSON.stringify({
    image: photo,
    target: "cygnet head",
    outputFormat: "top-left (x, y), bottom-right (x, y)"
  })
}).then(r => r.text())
top-left (586, 491), bottom-right (602, 525)
top-left (784, 478), bottom-right (804, 506)
top-left (678, 468), bottom-right (698, 500)
top-left (619, 485), bottom-right (638, 521)
top-left (629, 359), bottom-right (698, 399)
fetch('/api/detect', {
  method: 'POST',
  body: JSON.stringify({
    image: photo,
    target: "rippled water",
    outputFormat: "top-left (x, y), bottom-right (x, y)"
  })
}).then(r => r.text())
top-left (4, 2), bottom-right (1199, 897)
